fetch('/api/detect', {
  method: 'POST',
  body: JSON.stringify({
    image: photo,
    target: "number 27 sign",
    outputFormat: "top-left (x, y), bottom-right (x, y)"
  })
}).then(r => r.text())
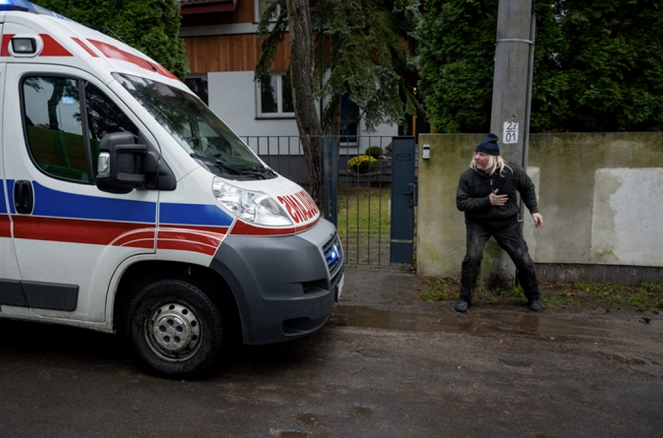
top-left (503, 121), bottom-right (519, 144)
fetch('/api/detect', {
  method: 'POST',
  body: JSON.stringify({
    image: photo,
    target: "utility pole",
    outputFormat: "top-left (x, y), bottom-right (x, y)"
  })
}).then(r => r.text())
top-left (486, 0), bottom-right (536, 286)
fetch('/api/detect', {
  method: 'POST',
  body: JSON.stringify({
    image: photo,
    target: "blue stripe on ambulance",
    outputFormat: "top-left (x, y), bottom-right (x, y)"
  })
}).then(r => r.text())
top-left (6, 180), bottom-right (233, 227)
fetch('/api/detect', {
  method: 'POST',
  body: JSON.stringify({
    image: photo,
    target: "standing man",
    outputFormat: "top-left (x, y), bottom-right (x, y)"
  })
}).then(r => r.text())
top-left (455, 133), bottom-right (544, 313)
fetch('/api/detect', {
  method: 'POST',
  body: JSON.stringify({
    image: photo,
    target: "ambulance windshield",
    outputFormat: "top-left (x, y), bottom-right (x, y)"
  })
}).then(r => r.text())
top-left (114, 73), bottom-right (276, 180)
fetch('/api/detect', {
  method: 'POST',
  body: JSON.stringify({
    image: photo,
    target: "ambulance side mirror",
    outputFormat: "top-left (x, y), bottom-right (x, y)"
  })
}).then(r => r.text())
top-left (96, 132), bottom-right (176, 194)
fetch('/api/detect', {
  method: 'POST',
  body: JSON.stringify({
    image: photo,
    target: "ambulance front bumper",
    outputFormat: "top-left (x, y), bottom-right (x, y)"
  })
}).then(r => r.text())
top-left (210, 218), bottom-right (344, 345)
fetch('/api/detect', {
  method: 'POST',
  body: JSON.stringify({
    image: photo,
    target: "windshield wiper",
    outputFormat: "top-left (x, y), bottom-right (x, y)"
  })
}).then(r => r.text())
top-left (236, 167), bottom-right (277, 179)
top-left (190, 152), bottom-right (242, 175)
top-left (191, 153), bottom-right (275, 179)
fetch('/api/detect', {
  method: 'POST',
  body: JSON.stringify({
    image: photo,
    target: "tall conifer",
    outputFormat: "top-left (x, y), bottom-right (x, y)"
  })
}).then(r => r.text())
top-left (417, 0), bottom-right (663, 133)
top-left (35, 0), bottom-right (188, 79)
top-left (256, 0), bottom-right (423, 135)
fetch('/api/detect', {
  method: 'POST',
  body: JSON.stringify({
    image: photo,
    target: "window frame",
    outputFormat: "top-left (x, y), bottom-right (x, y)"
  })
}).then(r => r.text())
top-left (340, 92), bottom-right (359, 144)
top-left (255, 71), bottom-right (295, 119)
top-left (254, 0), bottom-right (281, 23)
top-left (20, 73), bottom-right (139, 184)
top-left (184, 74), bottom-right (209, 106)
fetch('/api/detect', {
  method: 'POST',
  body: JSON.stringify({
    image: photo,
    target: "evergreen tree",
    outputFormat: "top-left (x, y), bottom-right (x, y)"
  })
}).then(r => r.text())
top-left (556, 0), bottom-right (663, 132)
top-left (256, 0), bottom-right (423, 135)
top-left (418, 0), bottom-right (663, 133)
top-left (416, 0), bottom-right (498, 133)
top-left (256, 0), bottom-right (423, 204)
top-left (34, 0), bottom-right (188, 79)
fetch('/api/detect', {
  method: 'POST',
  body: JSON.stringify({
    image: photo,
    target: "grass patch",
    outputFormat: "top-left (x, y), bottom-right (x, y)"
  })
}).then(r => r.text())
top-left (335, 186), bottom-right (417, 265)
top-left (336, 187), bottom-right (390, 238)
top-left (419, 277), bottom-right (457, 302)
top-left (336, 186), bottom-right (398, 265)
top-left (419, 278), bottom-right (663, 313)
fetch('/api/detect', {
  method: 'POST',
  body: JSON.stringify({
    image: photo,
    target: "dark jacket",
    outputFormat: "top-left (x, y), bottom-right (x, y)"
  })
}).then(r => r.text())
top-left (456, 162), bottom-right (539, 227)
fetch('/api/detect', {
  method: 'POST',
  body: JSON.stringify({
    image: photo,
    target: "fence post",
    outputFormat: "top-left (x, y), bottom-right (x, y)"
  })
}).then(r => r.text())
top-left (390, 136), bottom-right (416, 264)
top-left (330, 137), bottom-right (338, 226)
top-left (322, 136), bottom-right (331, 222)
top-left (322, 136), bottom-right (339, 226)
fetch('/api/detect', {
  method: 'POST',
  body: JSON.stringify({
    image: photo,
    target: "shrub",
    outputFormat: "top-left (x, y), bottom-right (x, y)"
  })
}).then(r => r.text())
top-left (365, 146), bottom-right (383, 159)
top-left (348, 155), bottom-right (377, 173)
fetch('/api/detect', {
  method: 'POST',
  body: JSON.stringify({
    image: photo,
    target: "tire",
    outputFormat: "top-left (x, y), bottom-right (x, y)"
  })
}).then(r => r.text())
top-left (126, 278), bottom-right (227, 379)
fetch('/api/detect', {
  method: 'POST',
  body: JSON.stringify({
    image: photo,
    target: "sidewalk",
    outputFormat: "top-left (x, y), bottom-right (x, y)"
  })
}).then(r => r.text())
top-left (338, 264), bottom-right (663, 320)
top-left (340, 265), bottom-right (424, 309)
top-left (336, 265), bottom-right (663, 347)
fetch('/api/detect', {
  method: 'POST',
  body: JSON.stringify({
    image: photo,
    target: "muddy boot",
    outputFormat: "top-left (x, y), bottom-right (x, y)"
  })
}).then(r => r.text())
top-left (454, 299), bottom-right (469, 312)
top-left (454, 295), bottom-right (471, 313)
top-left (529, 299), bottom-right (543, 312)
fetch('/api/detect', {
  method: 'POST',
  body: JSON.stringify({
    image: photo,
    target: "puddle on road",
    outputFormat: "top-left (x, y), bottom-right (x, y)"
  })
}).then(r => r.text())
top-left (331, 305), bottom-right (625, 340)
top-left (271, 432), bottom-right (307, 438)
top-left (271, 430), bottom-right (307, 438)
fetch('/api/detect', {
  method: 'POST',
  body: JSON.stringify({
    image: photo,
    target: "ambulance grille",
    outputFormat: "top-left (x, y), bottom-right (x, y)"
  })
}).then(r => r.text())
top-left (323, 233), bottom-right (343, 280)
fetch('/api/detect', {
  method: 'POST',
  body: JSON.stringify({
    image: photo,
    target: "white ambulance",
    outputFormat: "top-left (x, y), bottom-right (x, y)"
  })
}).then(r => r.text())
top-left (0, 0), bottom-right (343, 378)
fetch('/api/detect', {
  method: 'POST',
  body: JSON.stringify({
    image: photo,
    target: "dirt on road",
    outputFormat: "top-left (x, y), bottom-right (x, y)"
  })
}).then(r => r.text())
top-left (0, 266), bottom-right (662, 438)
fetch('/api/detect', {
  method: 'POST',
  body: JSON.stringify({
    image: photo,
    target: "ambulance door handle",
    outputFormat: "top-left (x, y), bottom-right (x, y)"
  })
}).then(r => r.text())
top-left (14, 180), bottom-right (34, 214)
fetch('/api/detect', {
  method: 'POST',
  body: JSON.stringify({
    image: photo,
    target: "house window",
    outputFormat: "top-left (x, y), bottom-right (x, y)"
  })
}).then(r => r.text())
top-left (255, 0), bottom-right (280, 22)
top-left (185, 75), bottom-right (209, 105)
top-left (257, 73), bottom-right (294, 118)
top-left (340, 93), bottom-right (358, 143)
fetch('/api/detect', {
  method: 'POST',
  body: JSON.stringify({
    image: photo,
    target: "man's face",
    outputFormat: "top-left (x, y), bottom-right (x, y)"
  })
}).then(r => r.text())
top-left (473, 151), bottom-right (491, 172)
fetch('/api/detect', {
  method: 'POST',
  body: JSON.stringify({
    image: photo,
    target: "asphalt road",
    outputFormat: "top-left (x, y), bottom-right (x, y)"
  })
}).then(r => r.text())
top-left (1, 301), bottom-right (662, 438)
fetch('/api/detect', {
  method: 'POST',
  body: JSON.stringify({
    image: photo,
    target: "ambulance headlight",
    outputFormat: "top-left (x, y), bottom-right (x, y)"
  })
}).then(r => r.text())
top-left (212, 177), bottom-right (292, 226)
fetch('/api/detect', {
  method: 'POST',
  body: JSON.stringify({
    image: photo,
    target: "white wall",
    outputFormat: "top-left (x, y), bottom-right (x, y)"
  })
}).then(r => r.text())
top-left (207, 71), bottom-right (399, 148)
top-left (207, 71), bottom-right (299, 139)
top-left (592, 168), bottom-right (663, 266)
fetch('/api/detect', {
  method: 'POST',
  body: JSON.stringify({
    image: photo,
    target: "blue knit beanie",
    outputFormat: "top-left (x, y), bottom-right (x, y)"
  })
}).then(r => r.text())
top-left (475, 133), bottom-right (500, 156)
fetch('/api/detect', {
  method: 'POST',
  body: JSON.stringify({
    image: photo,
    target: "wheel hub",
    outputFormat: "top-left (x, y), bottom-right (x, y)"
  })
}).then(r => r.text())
top-left (148, 303), bottom-right (201, 358)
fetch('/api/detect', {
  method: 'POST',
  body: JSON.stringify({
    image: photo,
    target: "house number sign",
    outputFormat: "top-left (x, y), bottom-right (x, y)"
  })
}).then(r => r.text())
top-left (503, 121), bottom-right (519, 144)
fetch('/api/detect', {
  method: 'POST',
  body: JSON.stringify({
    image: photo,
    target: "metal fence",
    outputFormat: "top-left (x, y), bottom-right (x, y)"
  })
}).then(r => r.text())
top-left (243, 135), bottom-right (398, 266)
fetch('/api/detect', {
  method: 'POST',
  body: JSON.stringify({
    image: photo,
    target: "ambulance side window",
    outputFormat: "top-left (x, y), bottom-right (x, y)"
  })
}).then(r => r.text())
top-left (22, 76), bottom-right (138, 183)
top-left (84, 81), bottom-right (138, 159)
top-left (23, 77), bottom-right (87, 181)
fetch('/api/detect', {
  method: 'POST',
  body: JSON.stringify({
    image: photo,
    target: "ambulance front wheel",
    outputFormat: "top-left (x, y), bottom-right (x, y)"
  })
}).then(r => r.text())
top-left (126, 278), bottom-right (227, 379)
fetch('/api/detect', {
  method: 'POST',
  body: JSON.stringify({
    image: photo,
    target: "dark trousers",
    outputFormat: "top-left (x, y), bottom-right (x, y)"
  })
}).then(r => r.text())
top-left (460, 219), bottom-right (540, 303)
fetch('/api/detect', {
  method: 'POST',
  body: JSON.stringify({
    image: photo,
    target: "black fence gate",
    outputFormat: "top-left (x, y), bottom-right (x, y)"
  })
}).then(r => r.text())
top-left (245, 135), bottom-right (417, 267)
top-left (388, 137), bottom-right (417, 264)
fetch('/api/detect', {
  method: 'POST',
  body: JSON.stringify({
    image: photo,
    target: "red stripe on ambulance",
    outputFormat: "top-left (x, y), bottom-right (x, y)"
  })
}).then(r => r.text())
top-left (9, 215), bottom-right (230, 254)
top-left (40, 34), bottom-right (72, 56)
top-left (0, 34), bottom-right (73, 57)
top-left (230, 219), bottom-right (317, 236)
top-left (11, 216), bottom-right (152, 246)
top-left (277, 190), bottom-right (319, 224)
top-left (156, 228), bottom-right (227, 256)
top-left (1, 34), bottom-right (15, 56)
top-left (87, 38), bottom-right (179, 80)
top-left (111, 229), bottom-right (157, 248)
top-left (0, 215), bottom-right (10, 238)
top-left (71, 37), bottom-right (98, 57)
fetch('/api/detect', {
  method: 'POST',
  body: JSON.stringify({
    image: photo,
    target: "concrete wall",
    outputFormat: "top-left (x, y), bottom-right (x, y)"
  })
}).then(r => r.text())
top-left (417, 132), bottom-right (663, 285)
